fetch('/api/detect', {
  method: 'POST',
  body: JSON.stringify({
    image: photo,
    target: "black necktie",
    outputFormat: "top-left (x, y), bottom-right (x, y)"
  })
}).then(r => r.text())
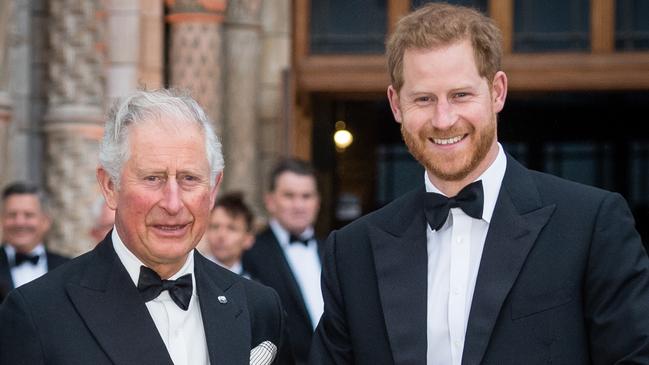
top-left (289, 234), bottom-right (312, 246)
top-left (425, 180), bottom-right (484, 231)
top-left (14, 252), bottom-right (40, 266)
top-left (137, 266), bottom-right (193, 311)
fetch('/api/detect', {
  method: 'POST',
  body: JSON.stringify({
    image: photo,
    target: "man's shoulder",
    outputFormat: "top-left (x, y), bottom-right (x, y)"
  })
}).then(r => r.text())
top-left (8, 248), bottom-right (96, 302)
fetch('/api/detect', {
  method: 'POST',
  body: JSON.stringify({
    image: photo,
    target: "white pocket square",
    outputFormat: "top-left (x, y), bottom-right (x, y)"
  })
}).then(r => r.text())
top-left (250, 340), bottom-right (277, 365)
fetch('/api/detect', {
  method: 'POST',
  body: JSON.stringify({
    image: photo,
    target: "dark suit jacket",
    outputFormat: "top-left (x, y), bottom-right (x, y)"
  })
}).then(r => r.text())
top-left (0, 245), bottom-right (68, 302)
top-left (244, 227), bottom-right (324, 365)
top-left (309, 155), bottom-right (649, 365)
top-left (0, 236), bottom-right (284, 365)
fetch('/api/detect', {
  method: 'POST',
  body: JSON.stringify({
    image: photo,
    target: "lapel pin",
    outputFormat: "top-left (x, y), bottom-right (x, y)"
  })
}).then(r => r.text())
top-left (218, 295), bottom-right (228, 304)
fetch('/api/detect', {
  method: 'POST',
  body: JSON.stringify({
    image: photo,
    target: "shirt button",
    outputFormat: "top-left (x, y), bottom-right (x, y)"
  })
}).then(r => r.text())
top-left (456, 237), bottom-right (464, 244)
top-left (454, 340), bottom-right (462, 348)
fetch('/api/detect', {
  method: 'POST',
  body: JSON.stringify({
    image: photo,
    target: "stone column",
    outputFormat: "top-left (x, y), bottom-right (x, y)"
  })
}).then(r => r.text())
top-left (44, 0), bottom-right (106, 256)
top-left (222, 0), bottom-right (262, 203)
top-left (0, 1), bottom-right (13, 188)
top-left (165, 0), bottom-right (227, 134)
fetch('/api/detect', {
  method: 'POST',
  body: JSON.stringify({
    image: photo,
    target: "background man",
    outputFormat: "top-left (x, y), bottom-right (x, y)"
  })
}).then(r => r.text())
top-left (310, 3), bottom-right (649, 364)
top-left (244, 158), bottom-right (323, 365)
top-left (89, 195), bottom-right (116, 243)
top-left (205, 192), bottom-right (254, 277)
top-left (0, 89), bottom-right (283, 365)
top-left (0, 182), bottom-right (68, 300)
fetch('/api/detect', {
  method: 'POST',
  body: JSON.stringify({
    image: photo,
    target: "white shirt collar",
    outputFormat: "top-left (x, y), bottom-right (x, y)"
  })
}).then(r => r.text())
top-left (205, 254), bottom-right (243, 275)
top-left (268, 219), bottom-right (315, 248)
top-left (424, 143), bottom-right (507, 224)
top-left (111, 229), bottom-right (196, 294)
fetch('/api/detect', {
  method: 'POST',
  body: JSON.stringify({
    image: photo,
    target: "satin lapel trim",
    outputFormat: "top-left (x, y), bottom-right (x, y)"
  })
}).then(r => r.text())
top-left (462, 188), bottom-right (555, 365)
top-left (66, 242), bottom-right (173, 365)
top-left (195, 255), bottom-right (248, 365)
top-left (370, 194), bottom-right (428, 365)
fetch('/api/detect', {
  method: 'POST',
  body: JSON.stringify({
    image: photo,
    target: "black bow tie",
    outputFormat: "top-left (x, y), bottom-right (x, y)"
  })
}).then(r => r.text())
top-left (425, 180), bottom-right (484, 231)
top-left (289, 234), bottom-right (312, 246)
top-left (137, 266), bottom-right (193, 311)
top-left (14, 252), bottom-right (40, 266)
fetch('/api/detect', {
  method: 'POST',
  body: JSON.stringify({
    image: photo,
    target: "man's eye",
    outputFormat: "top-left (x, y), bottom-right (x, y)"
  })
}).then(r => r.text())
top-left (415, 96), bottom-right (431, 103)
top-left (454, 92), bottom-right (468, 98)
top-left (144, 176), bottom-right (159, 182)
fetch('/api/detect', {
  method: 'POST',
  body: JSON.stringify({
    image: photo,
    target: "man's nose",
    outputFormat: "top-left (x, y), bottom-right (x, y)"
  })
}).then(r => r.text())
top-left (159, 178), bottom-right (183, 214)
top-left (430, 99), bottom-right (457, 129)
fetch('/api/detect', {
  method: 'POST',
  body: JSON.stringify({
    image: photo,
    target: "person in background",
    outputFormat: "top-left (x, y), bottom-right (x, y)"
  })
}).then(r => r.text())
top-left (205, 192), bottom-right (254, 278)
top-left (0, 182), bottom-right (68, 301)
top-left (0, 89), bottom-right (283, 365)
top-left (89, 194), bottom-right (116, 242)
top-left (309, 3), bottom-right (649, 364)
top-left (244, 158), bottom-right (323, 365)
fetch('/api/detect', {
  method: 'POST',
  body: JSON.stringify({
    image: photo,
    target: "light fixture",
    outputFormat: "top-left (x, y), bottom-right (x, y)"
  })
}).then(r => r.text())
top-left (334, 120), bottom-right (353, 151)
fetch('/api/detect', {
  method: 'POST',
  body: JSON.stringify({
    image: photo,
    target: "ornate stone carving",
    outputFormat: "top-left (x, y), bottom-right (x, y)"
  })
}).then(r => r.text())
top-left (166, 0), bottom-right (228, 134)
top-left (45, 0), bottom-right (106, 256)
top-left (48, 0), bottom-right (105, 107)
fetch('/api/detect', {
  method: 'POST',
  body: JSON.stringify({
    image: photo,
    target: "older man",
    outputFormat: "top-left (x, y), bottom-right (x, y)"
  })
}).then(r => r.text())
top-left (0, 89), bottom-right (283, 365)
top-left (0, 182), bottom-right (68, 300)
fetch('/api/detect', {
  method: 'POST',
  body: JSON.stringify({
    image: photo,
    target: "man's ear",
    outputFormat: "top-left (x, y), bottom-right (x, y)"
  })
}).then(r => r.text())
top-left (209, 172), bottom-right (223, 209)
top-left (242, 233), bottom-right (255, 251)
top-left (387, 85), bottom-right (403, 124)
top-left (491, 71), bottom-right (508, 114)
top-left (97, 167), bottom-right (118, 210)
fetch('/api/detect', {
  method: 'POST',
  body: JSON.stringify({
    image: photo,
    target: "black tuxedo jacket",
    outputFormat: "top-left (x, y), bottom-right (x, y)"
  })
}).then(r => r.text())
top-left (309, 155), bottom-right (649, 365)
top-left (0, 245), bottom-right (68, 301)
top-left (243, 227), bottom-right (324, 365)
top-left (0, 236), bottom-right (284, 365)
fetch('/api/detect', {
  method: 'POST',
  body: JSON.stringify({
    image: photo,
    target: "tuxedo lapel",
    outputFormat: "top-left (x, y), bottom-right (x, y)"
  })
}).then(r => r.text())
top-left (0, 247), bottom-right (13, 291)
top-left (266, 232), bottom-right (312, 326)
top-left (66, 239), bottom-right (173, 365)
top-left (194, 252), bottom-right (249, 365)
top-left (370, 188), bottom-right (428, 365)
top-left (462, 157), bottom-right (556, 365)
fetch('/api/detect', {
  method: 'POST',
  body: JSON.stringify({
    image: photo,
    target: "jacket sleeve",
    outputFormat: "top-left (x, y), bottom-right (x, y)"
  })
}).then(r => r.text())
top-left (585, 192), bottom-right (649, 363)
top-left (309, 230), bottom-right (354, 364)
top-left (0, 289), bottom-right (45, 365)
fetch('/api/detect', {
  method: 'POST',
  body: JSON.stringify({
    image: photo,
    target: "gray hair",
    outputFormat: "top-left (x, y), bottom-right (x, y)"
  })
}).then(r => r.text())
top-left (99, 89), bottom-right (224, 188)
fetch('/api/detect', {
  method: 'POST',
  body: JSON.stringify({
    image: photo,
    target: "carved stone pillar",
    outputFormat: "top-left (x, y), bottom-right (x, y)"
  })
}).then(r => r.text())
top-left (0, 91), bottom-right (11, 187)
top-left (44, 0), bottom-right (106, 256)
top-left (165, 0), bottom-right (227, 134)
top-left (0, 1), bottom-right (13, 188)
top-left (222, 0), bottom-right (262, 205)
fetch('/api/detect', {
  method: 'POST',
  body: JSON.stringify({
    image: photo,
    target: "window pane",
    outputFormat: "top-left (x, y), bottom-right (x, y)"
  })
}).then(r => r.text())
top-left (514, 0), bottom-right (590, 52)
top-left (411, 0), bottom-right (487, 12)
top-left (310, 0), bottom-right (387, 54)
top-left (616, 0), bottom-right (649, 51)
top-left (543, 143), bottom-right (614, 189)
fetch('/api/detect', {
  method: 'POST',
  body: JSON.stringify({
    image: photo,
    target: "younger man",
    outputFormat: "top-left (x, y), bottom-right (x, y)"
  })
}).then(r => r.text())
top-left (205, 192), bottom-right (254, 277)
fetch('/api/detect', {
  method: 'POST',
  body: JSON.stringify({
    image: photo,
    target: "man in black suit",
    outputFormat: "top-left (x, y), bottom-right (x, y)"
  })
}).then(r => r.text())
top-left (0, 89), bottom-right (283, 365)
top-left (310, 3), bottom-right (649, 364)
top-left (0, 182), bottom-right (68, 302)
top-left (244, 158), bottom-right (323, 365)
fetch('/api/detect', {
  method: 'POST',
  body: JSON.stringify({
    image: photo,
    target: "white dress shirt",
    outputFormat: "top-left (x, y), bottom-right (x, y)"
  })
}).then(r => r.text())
top-left (426, 144), bottom-right (507, 365)
top-left (5, 244), bottom-right (48, 287)
top-left (112, 229), bottom-right (210, 365)
top-left (269, 220), bottom-right (324, 329)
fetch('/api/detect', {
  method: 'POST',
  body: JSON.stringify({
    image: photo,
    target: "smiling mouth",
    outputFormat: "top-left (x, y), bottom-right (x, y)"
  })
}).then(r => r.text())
top-left (431, 134), bottom-right (466, 145)
top-left (154, 224), bottom-right (188, 231)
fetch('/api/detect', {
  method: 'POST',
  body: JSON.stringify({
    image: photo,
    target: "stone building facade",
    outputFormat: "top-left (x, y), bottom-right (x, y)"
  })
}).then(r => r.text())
top-left (0, 0), bottom-right (291, 256)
